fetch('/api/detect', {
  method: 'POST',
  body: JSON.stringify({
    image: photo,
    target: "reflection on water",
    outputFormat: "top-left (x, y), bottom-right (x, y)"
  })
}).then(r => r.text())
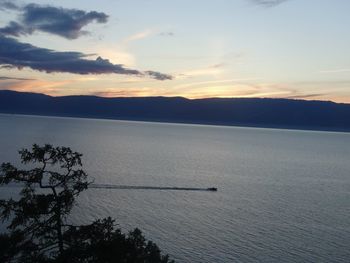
top-left (0, 114), bottom-right (350, 262)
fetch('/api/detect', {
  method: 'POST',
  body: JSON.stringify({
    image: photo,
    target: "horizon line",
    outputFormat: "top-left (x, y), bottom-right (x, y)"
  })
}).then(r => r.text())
top-left (0, 89), bottom-right (346, 105)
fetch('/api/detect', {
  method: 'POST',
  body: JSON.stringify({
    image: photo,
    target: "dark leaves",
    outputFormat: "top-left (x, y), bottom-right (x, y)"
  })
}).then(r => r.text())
top-left (0, 144), bottom-right (90, 260)
top-left (0, 144), bottom-right (174, 262)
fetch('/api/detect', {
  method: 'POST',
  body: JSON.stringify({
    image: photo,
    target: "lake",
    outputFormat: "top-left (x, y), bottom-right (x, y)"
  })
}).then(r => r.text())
top-left (0, 114), bottom-right (349, 262)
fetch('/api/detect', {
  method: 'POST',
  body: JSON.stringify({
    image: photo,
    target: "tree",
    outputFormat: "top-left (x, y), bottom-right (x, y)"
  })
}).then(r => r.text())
top-left (60, 218), bottom-right (172, 263)
top-left (0, 144), bottom-right (174, 263)
top-left (0, 144), bottom-right (89, 261)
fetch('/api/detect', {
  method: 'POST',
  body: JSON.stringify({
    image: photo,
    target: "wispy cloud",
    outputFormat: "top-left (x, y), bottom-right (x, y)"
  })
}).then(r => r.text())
top-left (250, 0), bottom-right (289, 8)
top-left (0, 35), bottom-right (172, 80)
top-left (159, 31), bottom-right (174, 37)
top-left (121, 29), bottom-right (175, 46)
top-left (0, 78), bottom-right (76, 95)
top-left (286, 93), bottom-right (327, 99)
top-left (319, 68), bottom-right (350, 74)
top-left (91, 87), bottom-right (157, 98)
top-left (122, 29), bottom-right (153, 44)
top-left (173, 78), bottom-right (261, 89)
top-left (178, 64), bottom-right (226, 78)
top-left (112, 29), bottom-right (154, 66)
top-left (0, 76), bottom-right (34, 81)
top-left (0, 2), bottom-right (108, 39)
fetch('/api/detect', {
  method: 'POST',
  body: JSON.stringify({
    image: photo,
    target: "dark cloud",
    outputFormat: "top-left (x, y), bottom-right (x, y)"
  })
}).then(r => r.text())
top-left (0, 35), bottom-right (172, 80)
top-left (0, 0), bottom-right (19, 10)
top-left (0, 21), bottom-right (32, 37)
top-left (250, 0), bottom-right (289, 7)
top-left (0, 76), bottom-right (34, 80)
top-left (0, 3), bottom-right (108, 39)
top-left (145, 71), bottom-right (173, 81)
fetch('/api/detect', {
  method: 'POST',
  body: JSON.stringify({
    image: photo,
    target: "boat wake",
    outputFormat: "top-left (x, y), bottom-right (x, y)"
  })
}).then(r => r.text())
top-left (90, 184), bottom-right (217, 192)
top-left (1, 183), bottom-right (217, 192)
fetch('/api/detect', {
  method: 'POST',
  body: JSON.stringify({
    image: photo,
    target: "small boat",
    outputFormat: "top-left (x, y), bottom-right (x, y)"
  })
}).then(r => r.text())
top-left (207, 187), bottom-right (217, 191)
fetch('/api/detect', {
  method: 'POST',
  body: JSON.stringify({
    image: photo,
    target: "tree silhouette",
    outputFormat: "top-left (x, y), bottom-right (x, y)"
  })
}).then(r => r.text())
top-left (0, 144), bottom-right (173, 263)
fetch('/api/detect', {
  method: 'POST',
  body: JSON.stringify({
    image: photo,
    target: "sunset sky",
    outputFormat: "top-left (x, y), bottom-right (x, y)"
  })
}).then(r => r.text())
top-left (0, 0), bottom-right (350, 103)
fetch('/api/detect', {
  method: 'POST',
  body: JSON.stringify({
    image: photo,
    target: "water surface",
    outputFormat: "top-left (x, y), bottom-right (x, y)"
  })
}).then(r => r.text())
top-left (0, 114), bottom-right (349, 262)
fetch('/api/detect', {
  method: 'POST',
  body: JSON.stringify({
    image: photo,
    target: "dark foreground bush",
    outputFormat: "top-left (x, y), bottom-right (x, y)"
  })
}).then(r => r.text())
top-left (0, 144), bottom-right (174, 263)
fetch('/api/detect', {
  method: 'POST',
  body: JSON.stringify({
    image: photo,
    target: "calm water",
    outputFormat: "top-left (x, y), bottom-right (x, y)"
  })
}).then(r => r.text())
top-left (0, 114), bottom-right (350, 262)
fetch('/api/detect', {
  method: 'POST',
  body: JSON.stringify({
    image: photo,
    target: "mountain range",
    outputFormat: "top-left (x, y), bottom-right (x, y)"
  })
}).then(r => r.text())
top-left (1, 90), bottom-right (350, 132)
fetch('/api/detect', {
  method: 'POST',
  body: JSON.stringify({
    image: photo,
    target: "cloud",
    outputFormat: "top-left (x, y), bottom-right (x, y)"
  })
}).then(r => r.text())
top-left (0, 2), bottom-right (108, 39)
top-left (178, 64), bottom-right (225, 78)
top-left (159, 32), bottom-right (174, 37)
top-left (210, 63), bottom-right (226, 68)
top-left (286, 93), bottom-right (327, 99)
top-left (0, 78), bottom-right (78, 95)
top-left (0, 76), bottom-right (34, 80)
top-left (320, 68), bottom-right (350, 74)
top-left (0, 35), bottom-right (172, 80)
top-left (91, 87), bottom-right (157, 98)
top-left (123, 30), bottom-right (153, 44)
top-left (0, 0), bottom-right (19, 10)
top-left (0, 21), bottom-right (33, 37)
top-left (250, 0), bottom-right (289, 7)
top-left (145, 71), bottom-right (172, 81)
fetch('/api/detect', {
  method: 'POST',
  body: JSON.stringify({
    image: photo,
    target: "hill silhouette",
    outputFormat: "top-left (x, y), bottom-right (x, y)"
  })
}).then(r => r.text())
top-left (1, 90), bottom-right (350, 132)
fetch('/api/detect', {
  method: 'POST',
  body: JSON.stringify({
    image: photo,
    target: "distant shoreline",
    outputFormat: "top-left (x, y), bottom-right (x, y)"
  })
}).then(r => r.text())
top-left (1, 112), bottom-right (349, 134)
top-left (1, 90), bottom-right (350, 134)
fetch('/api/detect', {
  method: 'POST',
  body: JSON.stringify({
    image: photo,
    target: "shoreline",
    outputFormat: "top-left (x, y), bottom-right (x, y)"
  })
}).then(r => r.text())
top-left (1, 112), bottom-right (350, 134)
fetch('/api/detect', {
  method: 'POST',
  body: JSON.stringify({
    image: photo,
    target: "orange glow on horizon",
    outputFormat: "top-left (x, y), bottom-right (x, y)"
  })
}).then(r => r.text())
top-left (1, 78), bottom-right (349, 104)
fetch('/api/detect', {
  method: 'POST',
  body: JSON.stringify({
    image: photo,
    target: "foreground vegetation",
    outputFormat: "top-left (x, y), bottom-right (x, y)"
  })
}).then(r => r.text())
top-left (0, 144), bottom-right (174, 263)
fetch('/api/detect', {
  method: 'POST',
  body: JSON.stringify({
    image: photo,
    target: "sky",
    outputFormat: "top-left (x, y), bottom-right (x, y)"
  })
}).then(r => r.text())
top-left (0, 0), bottom-right (350, 103)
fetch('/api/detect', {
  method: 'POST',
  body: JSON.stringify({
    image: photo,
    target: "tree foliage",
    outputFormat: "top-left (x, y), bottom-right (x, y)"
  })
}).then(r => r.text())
top-left (0, 144), bottom-right (173, 263)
